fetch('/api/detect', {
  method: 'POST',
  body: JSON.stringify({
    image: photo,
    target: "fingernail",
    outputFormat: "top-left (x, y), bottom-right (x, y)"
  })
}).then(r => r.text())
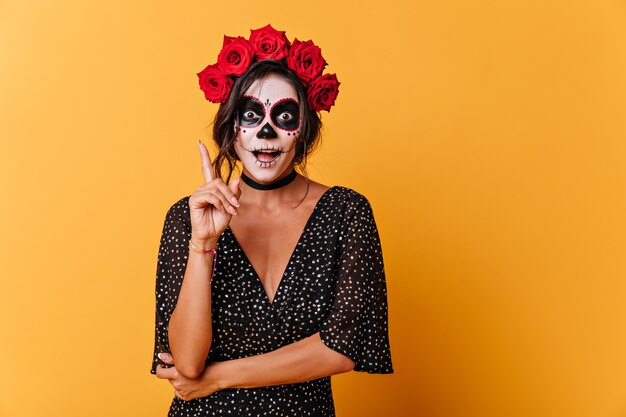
top-left (231, 197), bottom-right (239, 206)
top-left (158, 353), bottom-right (164, 360)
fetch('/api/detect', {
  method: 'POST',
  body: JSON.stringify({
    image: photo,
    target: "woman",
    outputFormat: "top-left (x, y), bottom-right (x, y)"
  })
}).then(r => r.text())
top-left (150, 24), bottom-right (393, 416)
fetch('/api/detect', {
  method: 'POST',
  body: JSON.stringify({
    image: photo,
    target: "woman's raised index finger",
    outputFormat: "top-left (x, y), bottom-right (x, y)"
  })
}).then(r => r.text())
top-left (198, 140), bottom-right (214, 183)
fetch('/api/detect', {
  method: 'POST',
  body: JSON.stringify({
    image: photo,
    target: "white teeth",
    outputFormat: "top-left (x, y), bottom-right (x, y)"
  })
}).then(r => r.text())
top-left (253, 150), bottom-right (281, 167)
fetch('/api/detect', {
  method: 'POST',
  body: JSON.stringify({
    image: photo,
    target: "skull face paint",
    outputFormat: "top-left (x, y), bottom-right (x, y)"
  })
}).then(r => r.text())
top-left (270, 98), bottom-right (300, 131)
top-left (233, 74), bottom-right (301, 181)
top-left (237, 95), bottom-right (265, 128)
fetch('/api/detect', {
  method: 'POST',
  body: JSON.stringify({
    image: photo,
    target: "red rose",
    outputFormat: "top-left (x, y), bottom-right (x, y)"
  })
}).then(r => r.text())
top-left (306, 73), bottom-right (340, 112)
top-left (249, 24), bottom-right (290, 60)
top-left (286, 38), bottom-right (327, 86)
top-left (196, 63), bottom-right (234, 103)
top-left (217, 35), bottom-right (254, 76)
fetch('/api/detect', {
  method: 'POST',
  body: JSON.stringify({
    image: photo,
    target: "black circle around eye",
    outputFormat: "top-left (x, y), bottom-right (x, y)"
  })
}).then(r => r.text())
top-left (271, 99), bottom-right (300, 131)
top-left (238, 97), bottom-right (265, 127)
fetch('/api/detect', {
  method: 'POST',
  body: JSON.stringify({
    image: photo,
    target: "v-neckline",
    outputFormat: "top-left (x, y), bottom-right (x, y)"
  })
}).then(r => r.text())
top-left (225, 186), bottom-right (337, 308)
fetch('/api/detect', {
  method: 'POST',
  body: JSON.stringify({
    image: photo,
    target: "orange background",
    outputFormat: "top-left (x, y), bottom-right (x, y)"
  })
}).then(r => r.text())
top-left (1, 1), bottom-right (626, 416)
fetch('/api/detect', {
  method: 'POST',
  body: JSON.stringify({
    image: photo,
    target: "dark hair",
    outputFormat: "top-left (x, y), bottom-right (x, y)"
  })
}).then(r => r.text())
top-left (209, 59), bottom-right (323, 183)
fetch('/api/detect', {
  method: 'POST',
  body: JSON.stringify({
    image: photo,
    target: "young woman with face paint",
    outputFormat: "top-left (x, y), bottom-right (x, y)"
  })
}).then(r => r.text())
top-left (152, 58), bottom-right (393, 416)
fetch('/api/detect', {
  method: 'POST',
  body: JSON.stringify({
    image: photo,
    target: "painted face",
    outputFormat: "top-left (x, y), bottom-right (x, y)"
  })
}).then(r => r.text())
top-left (233, 74), bottom-right (301, 182)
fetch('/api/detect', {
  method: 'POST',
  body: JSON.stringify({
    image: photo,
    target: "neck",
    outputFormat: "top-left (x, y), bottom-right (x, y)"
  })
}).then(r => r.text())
top-left (238, 168), bottom-right (305, 208)
top-left (241, 168), bottom-right (297, 190)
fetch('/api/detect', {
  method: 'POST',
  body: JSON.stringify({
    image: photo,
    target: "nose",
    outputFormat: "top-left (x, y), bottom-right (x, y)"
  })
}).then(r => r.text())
top-left (257, 122), bottom-right (278, 139)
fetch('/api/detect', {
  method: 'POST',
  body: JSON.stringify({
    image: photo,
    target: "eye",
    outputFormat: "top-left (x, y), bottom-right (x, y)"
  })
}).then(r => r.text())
top-left (243, 110), bottom-right (261, 121)
top-left (270, 99), bottom-right (300, 130)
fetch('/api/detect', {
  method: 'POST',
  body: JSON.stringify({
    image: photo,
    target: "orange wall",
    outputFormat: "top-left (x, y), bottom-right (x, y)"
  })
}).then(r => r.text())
top-left (1, 1), bottom-right (625, 416)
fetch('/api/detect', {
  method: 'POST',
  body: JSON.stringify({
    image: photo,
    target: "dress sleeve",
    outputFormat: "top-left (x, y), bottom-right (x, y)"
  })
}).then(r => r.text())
top-left (318, 194), bottom-right (394, 374)
top-left (149, 197), bottom-right (190, 375)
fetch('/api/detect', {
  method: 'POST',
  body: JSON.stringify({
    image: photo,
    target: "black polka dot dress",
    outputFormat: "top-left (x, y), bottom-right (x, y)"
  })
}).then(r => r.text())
top-left (150, 185), bottom-right (393, 416)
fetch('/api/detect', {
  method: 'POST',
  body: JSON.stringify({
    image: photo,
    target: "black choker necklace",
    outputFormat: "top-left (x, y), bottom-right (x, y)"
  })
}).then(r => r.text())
top-left (241, 169), bottom-right (297, 190)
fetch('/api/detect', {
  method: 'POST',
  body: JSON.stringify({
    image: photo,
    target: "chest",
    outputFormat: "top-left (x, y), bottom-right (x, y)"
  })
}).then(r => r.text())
top-left (227, 209), bottom-right (314, 303)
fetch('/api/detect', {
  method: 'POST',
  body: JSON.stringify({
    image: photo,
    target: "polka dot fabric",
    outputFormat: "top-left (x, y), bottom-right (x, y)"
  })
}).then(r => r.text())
top-left (150, 185), bottom-right (393, 416)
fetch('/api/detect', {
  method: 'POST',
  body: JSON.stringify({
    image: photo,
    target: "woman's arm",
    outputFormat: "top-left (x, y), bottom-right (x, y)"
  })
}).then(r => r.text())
top-left (208, 331), bottom-right (355, 389)
top-left (167, 142), bottom-right (241, 379)
top-left (167, 235), bottom-right (218, 379)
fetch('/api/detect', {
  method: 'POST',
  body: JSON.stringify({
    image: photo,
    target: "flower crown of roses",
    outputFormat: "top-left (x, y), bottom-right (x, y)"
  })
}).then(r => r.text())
top-left (196, 24), bottom-right (340, 112)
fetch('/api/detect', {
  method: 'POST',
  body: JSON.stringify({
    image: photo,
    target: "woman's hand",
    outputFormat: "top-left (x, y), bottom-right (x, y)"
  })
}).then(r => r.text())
top-left (189, 140), bottom-right (241, 242)
top-left (155, 352), bottom-right (223, 401)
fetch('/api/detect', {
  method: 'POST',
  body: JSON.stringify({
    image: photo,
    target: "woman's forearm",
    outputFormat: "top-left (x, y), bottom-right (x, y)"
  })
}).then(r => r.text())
top-left (168, 235), bottom-right (218, 379)
top-left (209, 332), bottom-right (355, 389)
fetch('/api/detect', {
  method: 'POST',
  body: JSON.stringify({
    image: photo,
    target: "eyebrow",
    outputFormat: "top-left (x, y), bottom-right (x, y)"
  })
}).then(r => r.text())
top-left (271, 97), bottom-right (299, 109)
top-left (241, 95), bottom-right (263, 105)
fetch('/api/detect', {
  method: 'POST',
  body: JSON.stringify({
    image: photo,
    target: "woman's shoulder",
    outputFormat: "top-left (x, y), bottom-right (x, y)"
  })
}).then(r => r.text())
top-left (299, 178), bottom-right (370, 209)
top-left (327, 185), bottom-right (373, 208)
top-left (317, 185), bottom-right (376, 225)
top-left (167, 195), bottom-right (191, 213)
top-left (162, 195), bottom-right (192, 228)
top-left (327, 186), bottom-right (379, 235)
